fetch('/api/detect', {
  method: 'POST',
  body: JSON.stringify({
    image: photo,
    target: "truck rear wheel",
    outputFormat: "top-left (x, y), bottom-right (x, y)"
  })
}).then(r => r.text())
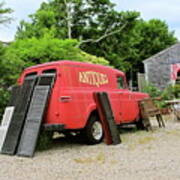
top-left (136, 118), bottom-right (145, 130)
top-left (83, 115), bottom-right (104, 144)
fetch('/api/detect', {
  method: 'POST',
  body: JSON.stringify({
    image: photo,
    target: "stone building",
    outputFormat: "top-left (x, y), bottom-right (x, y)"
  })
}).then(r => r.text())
top-left (143, 43), bottom-right (180, 89)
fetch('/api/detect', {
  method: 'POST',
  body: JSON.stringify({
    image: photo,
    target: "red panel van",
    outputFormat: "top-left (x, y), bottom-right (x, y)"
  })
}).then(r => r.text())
top-left (18, 61), bottom-right (148, 144)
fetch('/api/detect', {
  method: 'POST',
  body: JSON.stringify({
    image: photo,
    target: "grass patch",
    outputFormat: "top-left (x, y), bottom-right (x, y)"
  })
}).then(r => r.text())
top-left (125, 136), bottom-right (156, 151)
top-left (121, 130), bottom-right (151, 142)
top-left (166, 129), bottom-right (180, 136)
top-left (137, 136), bottom-right (156, 145)
top-left (74, 152), bottom-right (105, 164)
top-left (120, 129), bottom-right (156, 150)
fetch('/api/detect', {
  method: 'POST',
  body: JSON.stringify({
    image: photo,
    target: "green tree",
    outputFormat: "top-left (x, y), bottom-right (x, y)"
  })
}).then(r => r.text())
top-left (16, 0), bottom-right (177, 74)
top-left (16, 0), bottom-right (115, 39)
top-left (15, 0), bottom-right (140, 72)
top-left (0, 42), bottom-right (10, 120)
top-left (0, 2), bottom-right (13, 25)
top-left (80, 10), bottom-right (141, 72)
top-left (133, 19), bottom-right (177, 73)
top-left (15, 0), bottom-right (178, 80)
top-left (3, 35), bottom-right (109, 84)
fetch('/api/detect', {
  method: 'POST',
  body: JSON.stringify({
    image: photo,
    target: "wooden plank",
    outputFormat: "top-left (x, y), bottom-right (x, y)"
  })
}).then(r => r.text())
top-left (94, 92), bottom-right (121, 145)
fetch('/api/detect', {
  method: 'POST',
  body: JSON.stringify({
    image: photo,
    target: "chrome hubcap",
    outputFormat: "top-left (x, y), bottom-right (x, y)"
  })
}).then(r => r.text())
top-left (92, 121), bottom-right (103, 140)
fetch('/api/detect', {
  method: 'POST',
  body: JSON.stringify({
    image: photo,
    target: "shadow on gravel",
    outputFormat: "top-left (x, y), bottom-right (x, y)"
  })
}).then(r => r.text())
top-left (38, 121), bottom-right (167, 152)
top-left (36, 132), bottom-right (89, 152)
top-left (118, 124), bottom-right (138, 135)
top-left (36, 124), bottom-right (144, 152)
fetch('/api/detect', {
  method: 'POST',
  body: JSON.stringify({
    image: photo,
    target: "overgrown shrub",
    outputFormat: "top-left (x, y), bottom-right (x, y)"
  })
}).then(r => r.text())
top-left (142, 83), bottom-right (180, 108)
top-left (173, 84), bottom-right (180, 98)
top-left (142, 83), bottom-right (161, 98)
top-left (3, 37), bottom-right (109, 83)
top-left (0, 87), bottom-right (10, 121)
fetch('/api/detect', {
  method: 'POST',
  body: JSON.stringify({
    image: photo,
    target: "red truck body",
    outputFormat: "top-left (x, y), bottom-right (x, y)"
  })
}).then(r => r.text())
top-left (18, 60), bottom-right (148, 131)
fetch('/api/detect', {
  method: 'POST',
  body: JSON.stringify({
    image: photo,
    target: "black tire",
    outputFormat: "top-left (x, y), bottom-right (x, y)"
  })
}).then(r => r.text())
top-left (136, 119), bottom-right (145, 130)
top-left (82, 114), bottom-right (104, 144)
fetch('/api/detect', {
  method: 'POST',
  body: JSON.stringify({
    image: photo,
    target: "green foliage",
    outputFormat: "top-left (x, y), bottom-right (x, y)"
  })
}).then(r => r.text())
top-left (0, 43), bottom-right (10, 120)
top-left (0, 87), bottom-right (10, 121)
top-left (3, 36), bottom-right (109, 84)
top-left (133, 19), bottom-right (177, 73)
top-left (81, 10), bottom-right (141, 72)
top-left (16, 0), bottom-right (115, 39)
top-left (142, 83), bottom-right (161, 98)
top-left (161, 85), bottom-right (176, 100)
top-left (0, 2), bottom-right (13, 25)
top-left (16, 0), bottom-right (141, 73)
top-left (157, 85), bottom-right (176, 108)
top-left (173, 84), bottom-right (180, 98)
top-left (15, 0), bottom-right (177, 79)
top-left (79, 51), bottom-right (109, 65)
top-left (142, 83), bottom-right (180, 108)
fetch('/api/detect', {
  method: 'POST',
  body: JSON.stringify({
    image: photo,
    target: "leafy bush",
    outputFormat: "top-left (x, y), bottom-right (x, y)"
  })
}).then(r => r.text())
top-left (142, 83), bottom-right (180, 108)
top-left (142, 83), bottom-right (161, 98)
top-left (3, 36), bottom-right (109, 84)
top-left (173, 84), bottom-right (180, 98)
top-left (161, 85), bottom-right (176, 100)
top-left (0, 87), bottom-right (10, 121)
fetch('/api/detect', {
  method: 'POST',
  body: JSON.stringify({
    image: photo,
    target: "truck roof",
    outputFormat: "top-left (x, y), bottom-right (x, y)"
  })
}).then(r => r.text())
top-left (24, 60), bottom-right (124, 75)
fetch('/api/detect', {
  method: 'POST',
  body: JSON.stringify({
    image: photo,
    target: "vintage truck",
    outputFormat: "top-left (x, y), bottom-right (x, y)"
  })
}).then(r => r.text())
top-left (17, 60), bottom-right (149, 144)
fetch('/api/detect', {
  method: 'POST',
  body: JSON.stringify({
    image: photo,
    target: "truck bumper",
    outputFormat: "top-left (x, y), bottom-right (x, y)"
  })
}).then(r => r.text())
top-left (42, 124), bottom-right (65, 131)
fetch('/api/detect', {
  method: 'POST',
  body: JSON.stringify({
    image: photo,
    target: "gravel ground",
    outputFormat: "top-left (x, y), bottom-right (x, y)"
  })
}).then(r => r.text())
top-left (1, 115), bottom-right (180, 180)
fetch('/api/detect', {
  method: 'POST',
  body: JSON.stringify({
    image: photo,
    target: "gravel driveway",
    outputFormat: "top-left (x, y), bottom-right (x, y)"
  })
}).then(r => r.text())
top-left (0, 115), bottom-right (180, 180)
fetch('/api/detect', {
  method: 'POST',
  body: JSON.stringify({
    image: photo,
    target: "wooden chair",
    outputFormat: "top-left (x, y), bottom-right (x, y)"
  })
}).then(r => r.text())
top-left (139, 98), bottom-right (165, 130)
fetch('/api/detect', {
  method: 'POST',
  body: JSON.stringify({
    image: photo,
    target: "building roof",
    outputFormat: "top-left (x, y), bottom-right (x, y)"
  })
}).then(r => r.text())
top-left (143, 43), bottom-right (180, 64)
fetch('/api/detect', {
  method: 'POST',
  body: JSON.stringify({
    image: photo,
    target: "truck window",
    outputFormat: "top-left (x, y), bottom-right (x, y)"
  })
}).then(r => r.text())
top-left (42, 69), bottom-right (56, 74)
top-left (25, 72), bottom-right (37, 79)
top-left (117, 76), bottom-right (124, 89)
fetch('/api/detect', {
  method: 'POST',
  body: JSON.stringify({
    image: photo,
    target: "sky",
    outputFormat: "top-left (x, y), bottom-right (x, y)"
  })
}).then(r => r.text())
top-left (0, 0), bottom-right (180, 42)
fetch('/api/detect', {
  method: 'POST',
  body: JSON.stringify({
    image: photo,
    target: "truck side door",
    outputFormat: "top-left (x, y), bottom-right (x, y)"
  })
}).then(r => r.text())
top-left (116, 75), bottom-right (138, 123)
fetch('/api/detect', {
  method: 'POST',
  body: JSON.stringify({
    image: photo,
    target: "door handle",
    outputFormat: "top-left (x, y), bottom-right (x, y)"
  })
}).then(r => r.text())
top-left (118, 92), bottom-right (123, 94)
top-left (60, 96), bottom-right (72, 102)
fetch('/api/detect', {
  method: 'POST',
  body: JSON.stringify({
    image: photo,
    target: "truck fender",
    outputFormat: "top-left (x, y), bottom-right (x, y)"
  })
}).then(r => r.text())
top-left (84, 103), bottom-right (97, 127)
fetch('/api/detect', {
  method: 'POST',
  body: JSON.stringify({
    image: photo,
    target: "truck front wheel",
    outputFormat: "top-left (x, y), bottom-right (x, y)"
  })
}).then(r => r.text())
top-left (82, 115), bottom-right (104, 144)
